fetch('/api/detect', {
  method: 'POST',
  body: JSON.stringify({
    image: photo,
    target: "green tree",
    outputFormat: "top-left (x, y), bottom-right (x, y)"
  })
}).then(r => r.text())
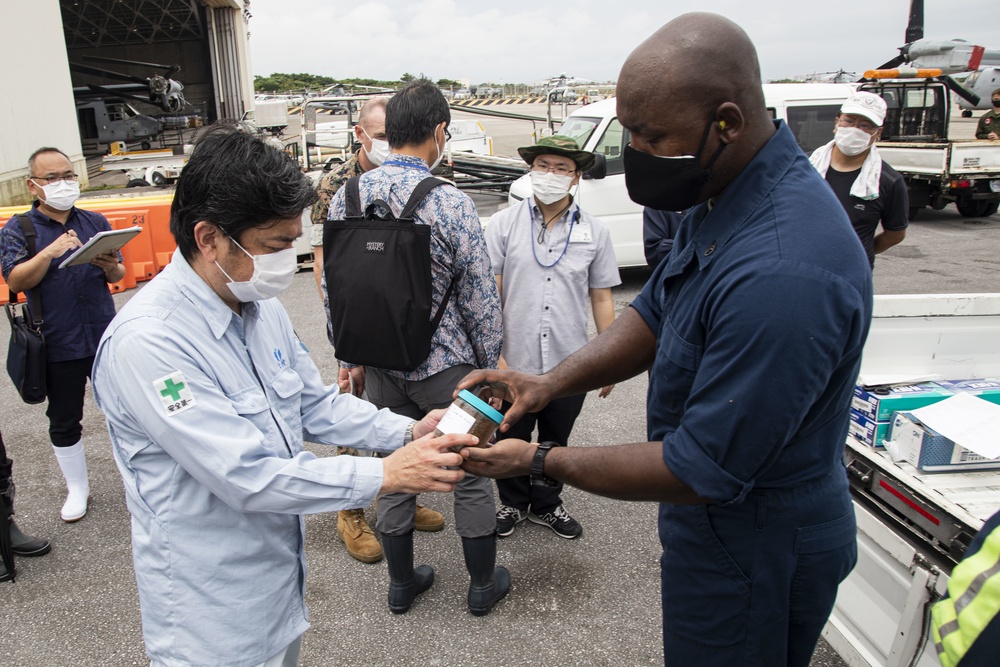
top-left (400, 72), bottom-right (415, 83)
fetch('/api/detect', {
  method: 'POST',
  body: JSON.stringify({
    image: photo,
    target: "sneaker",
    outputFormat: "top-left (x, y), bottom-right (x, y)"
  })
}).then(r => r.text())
top-left (414, 504), bottom-right (445, 532)
top-left (528, 505), bottom-right (583, 539)
top-left (495, 504), bottom-right (526, 538)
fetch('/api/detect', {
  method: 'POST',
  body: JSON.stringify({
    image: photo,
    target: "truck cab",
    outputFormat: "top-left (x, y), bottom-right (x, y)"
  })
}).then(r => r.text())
top-left (859, 74), bottom-right (1000, 218)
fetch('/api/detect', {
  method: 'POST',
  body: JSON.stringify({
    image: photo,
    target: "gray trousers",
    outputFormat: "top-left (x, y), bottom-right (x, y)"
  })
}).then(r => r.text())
top-left (367, 364), bottom-right (496, 539)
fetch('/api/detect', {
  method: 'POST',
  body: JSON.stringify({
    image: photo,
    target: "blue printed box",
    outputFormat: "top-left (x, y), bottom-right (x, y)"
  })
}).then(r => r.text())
top-left (852, 383), bottom-right (954, 422)
top-left (889, 411), bottom-right (1000, 472)
top-left (934, 379), bottom-right (1000, 407)
top-left (848, 409), bottom-right (891, 448)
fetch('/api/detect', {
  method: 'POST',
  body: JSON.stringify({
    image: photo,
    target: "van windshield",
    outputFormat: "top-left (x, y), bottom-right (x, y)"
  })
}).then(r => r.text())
top-left (558, 117), bottom-right (600, 148)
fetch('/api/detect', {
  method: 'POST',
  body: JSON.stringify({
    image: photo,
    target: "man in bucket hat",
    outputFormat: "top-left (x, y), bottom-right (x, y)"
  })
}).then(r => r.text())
top-left (809, 90), bottom-right (908, 269)
top-left (484, 135), bottom-right (620, 540)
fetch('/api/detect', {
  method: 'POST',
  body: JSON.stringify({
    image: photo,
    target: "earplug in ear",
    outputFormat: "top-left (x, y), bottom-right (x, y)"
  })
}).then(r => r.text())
top-left (718, 120), bottom-right (727, 130)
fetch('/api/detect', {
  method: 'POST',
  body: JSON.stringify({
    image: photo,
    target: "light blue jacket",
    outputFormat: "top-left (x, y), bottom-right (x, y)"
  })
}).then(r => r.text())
top-left (93, 249), bottom-right (410, 666)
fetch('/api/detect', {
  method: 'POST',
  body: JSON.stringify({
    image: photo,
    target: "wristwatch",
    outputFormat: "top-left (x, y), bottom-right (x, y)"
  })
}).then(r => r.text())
top-left (530, 441), bottom-right (560, 487)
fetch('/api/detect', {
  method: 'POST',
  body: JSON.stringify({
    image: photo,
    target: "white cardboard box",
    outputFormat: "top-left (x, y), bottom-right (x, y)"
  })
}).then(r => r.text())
top-left (889, 410), bottom-right (1000, 472)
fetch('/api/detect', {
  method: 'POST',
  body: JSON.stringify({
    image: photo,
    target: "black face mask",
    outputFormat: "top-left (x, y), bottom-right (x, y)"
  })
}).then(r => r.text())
top-left (993, 99), bottom-right (1000, 108)
top-left (623, 109), bottom-right (726, 211)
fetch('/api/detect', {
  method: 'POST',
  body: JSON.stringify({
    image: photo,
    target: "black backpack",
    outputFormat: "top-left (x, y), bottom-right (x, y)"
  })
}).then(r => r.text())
top-left (323, 175), bottom-right (455, 372)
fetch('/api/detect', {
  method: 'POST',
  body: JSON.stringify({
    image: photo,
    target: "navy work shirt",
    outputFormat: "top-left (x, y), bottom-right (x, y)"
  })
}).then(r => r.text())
top-left (0, 204), bottom-right (119, 362)
top-left (631, 120), bottom-right (873, 506)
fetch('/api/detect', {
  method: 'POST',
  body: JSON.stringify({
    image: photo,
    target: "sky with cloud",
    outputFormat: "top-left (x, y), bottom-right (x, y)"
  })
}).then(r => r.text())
top-left (246, 0), bottom-right (1000, 85)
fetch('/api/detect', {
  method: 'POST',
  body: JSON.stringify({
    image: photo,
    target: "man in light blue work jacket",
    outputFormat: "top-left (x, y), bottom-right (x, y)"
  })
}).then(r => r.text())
top-left (91, 126), bottom-right (473, 667)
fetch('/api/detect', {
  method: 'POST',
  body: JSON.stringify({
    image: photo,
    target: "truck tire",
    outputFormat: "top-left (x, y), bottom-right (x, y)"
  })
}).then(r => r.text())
top-left (956, 198), bottom-right (989, 218)
top-left (984, 202), bottom-right (999, 217)
top-left (151, 172), bottom-right (167, 186)
top-left (126, 179), bottom-right (150, 188)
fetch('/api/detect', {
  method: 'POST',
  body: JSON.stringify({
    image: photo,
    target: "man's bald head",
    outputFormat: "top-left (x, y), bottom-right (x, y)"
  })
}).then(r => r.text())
top-left (617, 13), bottom-right (776, 202)
top-left (619, 13), bottom-right (764, 125)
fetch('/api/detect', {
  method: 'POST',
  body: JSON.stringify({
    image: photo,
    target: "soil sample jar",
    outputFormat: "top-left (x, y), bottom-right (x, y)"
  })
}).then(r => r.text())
top-left (433, 389), bottom-right (504, 452)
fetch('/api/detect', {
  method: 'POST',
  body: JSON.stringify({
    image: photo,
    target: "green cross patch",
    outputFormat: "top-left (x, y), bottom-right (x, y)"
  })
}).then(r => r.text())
top-left (153, 371), bottom-right (197, 416)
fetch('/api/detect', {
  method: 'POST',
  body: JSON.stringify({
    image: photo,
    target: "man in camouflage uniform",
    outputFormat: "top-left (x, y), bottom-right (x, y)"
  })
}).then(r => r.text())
top-left (311, 97), bottom-right (445, 564)
top-left (975, 88), bottom-right (1000, 140)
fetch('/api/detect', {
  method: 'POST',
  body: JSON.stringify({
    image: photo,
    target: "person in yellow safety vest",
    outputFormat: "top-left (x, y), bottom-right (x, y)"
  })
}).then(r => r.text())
top-left (931, 509), bottom-right (1000, 666)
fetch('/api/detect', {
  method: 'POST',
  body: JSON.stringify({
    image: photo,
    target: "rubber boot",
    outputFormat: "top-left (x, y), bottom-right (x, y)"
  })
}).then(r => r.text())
top-left (462, 534), bottom-right (511, 616)
top-left (380, 531), bottom-right (433, 614)
top-left (52, 442), bottom-right (90, 522)
top-left (1, 457), bottom-right (51, 557)
top-left (0, 498), bottom-right (12, 582)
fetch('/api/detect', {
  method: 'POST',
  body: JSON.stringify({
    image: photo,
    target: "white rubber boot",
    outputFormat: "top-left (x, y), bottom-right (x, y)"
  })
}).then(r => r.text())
top-left (53, 441), bottom-right (89, 522)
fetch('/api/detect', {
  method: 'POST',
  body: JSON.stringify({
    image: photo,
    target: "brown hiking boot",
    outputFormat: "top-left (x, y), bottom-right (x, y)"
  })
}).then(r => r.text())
top-left (337, 509), bottom-right (383, 563)
top-left (414, 504), bottom-right (445, 532)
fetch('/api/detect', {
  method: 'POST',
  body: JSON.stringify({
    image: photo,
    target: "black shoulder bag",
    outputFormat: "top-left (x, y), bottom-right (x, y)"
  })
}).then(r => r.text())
top-left (5, 214), bottom-right (47, 404)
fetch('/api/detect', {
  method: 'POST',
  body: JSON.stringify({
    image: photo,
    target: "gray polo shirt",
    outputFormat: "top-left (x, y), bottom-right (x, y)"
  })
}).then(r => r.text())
top-left (486, 196), bottom-right (620, 374)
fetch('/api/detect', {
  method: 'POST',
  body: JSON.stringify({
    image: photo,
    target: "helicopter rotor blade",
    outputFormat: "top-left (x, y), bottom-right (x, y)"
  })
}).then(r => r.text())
top-left (942, 75), bottom-right (981, 106)
top-left (905, 0), bottom-right (924, 44)
top-left (70, 62), bottom-right (149, 86)
top-left (83, 54), bottom-right (180, 75)
top-left (876, 54), bottom-right (908, 70)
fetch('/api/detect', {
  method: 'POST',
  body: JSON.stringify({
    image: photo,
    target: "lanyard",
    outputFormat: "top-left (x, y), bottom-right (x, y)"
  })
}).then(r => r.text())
top-left (382, 159), bottom-right (430, 172)
top-left (530, 204), bottom-right (579, 268)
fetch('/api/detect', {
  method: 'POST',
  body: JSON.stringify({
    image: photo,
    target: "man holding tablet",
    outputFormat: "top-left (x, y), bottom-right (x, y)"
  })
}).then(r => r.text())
top-left (0, 146), bottom-right (124, 523)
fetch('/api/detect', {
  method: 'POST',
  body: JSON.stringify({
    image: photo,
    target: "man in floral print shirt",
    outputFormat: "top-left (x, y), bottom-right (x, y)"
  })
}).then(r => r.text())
top-left (324, 79), bottom-right (508, 616)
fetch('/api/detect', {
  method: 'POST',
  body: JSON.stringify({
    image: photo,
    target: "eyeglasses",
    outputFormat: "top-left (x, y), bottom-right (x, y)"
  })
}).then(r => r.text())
top-left (30, 174), bottom-right (79, 185)
top-left (836, 116), bottom-right (878, 133)
top-left (531, 163), bottom-right (578, 176)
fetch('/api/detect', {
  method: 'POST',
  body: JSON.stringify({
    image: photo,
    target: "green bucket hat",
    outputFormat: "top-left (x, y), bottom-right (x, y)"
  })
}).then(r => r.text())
top-left (517, 135), bottom-right (596, 172)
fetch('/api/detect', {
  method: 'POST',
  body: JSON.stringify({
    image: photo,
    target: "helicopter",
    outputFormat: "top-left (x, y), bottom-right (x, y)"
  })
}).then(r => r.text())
top-left (70, 55), bottom-right (189, 150)
top-left (877, 0), bottom-right (1000, 115)
top-left (70, 55), bottom-right (187, 113)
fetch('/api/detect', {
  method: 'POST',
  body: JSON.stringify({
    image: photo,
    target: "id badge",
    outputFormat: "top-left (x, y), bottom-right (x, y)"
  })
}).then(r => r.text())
top-left (569, 223), bottom-right (592, 243)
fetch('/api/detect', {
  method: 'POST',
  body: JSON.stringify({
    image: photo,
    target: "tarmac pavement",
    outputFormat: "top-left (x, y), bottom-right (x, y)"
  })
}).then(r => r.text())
top-left (4, 105), bottom-right (998, 666)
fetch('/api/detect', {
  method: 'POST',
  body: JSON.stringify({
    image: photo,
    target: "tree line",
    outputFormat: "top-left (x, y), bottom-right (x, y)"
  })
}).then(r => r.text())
top-left (254, 72), bottom-right (462, 93)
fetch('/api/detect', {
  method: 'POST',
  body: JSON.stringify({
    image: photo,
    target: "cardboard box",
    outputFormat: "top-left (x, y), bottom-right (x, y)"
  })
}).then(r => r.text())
top-left (852, 383), bottom-right (954, 422)
top-left (888, 411), bottom-right (1000, 472)
top-left (849, 409), bottom-right (891, 448)
top-left (934, 379), bottom-right (1000, 407)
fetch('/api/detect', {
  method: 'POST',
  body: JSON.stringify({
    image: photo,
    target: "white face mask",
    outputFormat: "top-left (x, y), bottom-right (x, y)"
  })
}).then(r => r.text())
top-left (429, 126), bottom-right (446, 170)
top-left (530, 170), bottom-right (574, 205)
top-left (361, 127), bottom-right (390, 167)
top-left (216, 237), bottom-right (298, 302)
top-left (36, 179), bottom-right (80, 211)
top-left (834, 126), bottom-right (875, 157)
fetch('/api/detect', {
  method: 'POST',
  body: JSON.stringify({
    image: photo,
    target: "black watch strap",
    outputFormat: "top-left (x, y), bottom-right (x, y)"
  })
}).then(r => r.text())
top-left (530, 441), bottom-right (560, 487)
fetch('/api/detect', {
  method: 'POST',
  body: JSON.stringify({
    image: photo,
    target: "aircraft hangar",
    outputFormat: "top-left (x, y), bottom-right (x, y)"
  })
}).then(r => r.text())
top-left (0, 0), bottom-right (255, 206)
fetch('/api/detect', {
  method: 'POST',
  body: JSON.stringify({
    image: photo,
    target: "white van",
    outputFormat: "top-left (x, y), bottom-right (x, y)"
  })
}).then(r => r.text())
top-left (507, 83), bottom-right (857, 268)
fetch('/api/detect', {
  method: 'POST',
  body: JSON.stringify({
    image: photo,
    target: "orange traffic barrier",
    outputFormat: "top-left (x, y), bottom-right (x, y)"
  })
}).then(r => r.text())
top-left (144, 204), bottom-right (176, 272)
top-left (104, 209), bottom-right (156, 284)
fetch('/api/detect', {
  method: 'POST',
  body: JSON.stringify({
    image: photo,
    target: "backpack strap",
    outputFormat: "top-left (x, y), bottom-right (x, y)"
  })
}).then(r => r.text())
top-left (11, 214), bottom-right (42, 326)
top-left (344, 176), bottom-right (363, 219)
top-left (399, 177), bottom-right (447, 220)
top-left (16, 213), bottom-right (37, 258)
top-left (396, 177), bottom-right (456, 332)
